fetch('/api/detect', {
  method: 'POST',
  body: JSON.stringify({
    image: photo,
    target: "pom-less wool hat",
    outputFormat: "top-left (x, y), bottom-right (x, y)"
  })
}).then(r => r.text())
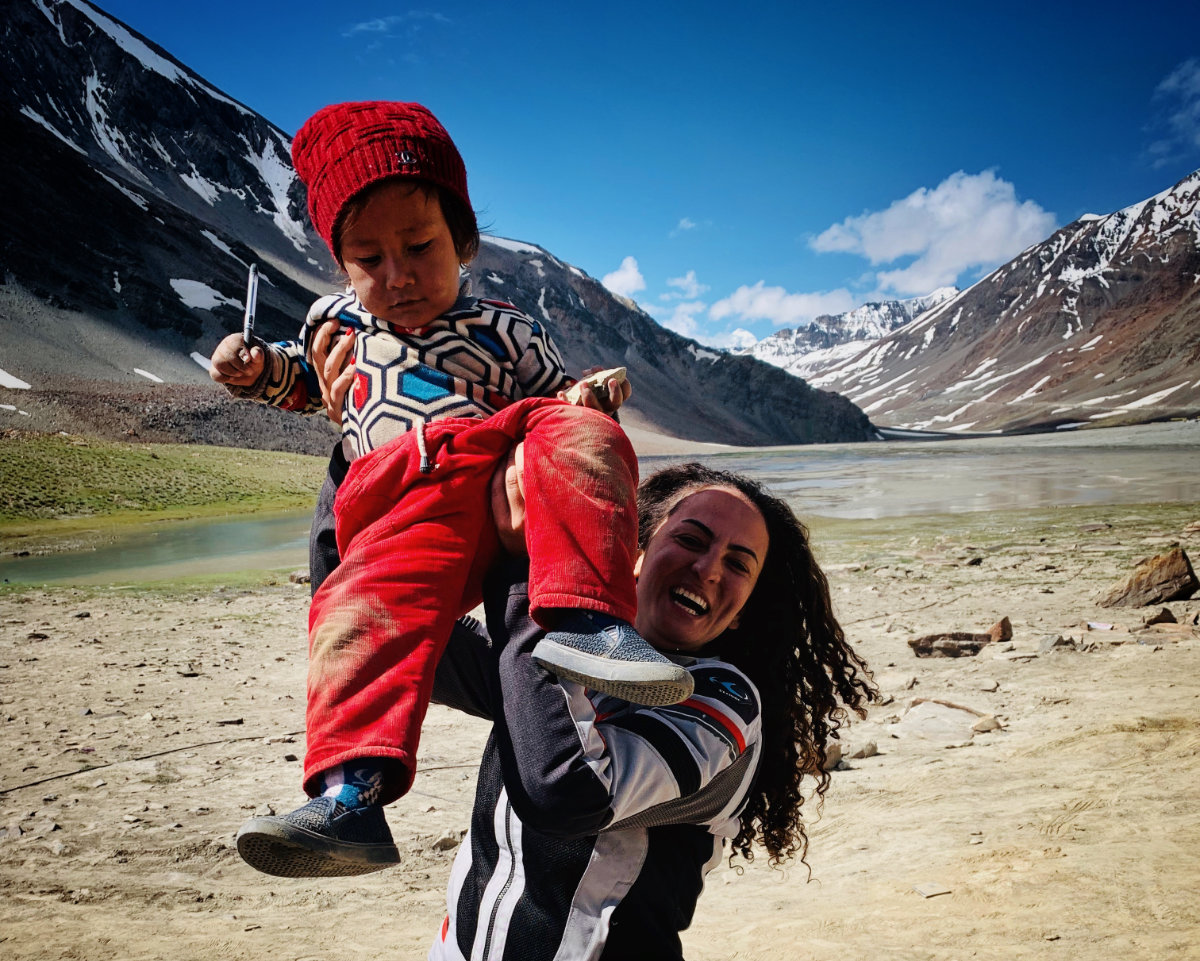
top-left (291, 100), bottom-right (471, 257)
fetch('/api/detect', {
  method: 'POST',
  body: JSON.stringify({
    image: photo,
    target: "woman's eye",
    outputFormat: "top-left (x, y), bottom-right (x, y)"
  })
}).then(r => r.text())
top-left (409, 240), bottom-right (434, 255)
top-left (355, 255), bottom-right (381, 267)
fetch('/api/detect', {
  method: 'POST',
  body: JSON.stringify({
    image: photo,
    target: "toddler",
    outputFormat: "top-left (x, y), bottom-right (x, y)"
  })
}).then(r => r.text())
top-left (210, 102), bottom-right (691, 878)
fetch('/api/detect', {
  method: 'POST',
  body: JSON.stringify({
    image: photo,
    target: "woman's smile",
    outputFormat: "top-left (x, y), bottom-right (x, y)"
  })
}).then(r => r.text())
top-left (634, 487), bottom-right (769, 653)
top-left (670, 586), bottom-right (709, 616)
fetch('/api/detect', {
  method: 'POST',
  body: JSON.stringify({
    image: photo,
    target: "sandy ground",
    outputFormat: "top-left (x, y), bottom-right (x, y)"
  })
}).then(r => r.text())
top-left (2, 504), bottom-right (1199, 960)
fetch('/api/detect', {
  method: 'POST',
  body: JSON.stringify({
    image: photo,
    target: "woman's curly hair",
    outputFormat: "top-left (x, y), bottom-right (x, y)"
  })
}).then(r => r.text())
top-left (637, 463), bottom-right (878, 867)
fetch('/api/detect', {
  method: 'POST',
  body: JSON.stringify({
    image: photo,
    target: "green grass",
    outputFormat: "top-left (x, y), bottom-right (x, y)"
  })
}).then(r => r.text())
top-left (0, 432), bottom-right (326, 542)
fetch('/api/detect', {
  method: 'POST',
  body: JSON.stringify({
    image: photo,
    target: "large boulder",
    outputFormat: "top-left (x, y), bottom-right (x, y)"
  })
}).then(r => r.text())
top-left (1095, 547), bottom-right (1198, 608)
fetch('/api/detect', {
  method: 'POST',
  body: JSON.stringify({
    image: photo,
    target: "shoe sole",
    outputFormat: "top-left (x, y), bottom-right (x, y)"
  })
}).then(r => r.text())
top-left (236, 817), bottom-right (400, 878)
top-left (532, 640), bottom-right (694, 705)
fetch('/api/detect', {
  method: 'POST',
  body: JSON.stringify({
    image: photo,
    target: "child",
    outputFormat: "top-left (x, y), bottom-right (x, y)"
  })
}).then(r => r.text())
top-left (209, 101), bottom-right (692, 878)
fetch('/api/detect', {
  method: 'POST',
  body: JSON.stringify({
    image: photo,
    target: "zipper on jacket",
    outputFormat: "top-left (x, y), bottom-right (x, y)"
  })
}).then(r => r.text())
top-left (481, 798), bottom-right (518, 959)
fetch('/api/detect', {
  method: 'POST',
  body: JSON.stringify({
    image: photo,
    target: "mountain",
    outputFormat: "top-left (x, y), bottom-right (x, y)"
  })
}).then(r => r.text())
top-left (737, 288), bottom-right (959, 384)
top-left (799, 172), bottom-right (1200, 432)
top-left (0, 0), bottom-right (874, 451)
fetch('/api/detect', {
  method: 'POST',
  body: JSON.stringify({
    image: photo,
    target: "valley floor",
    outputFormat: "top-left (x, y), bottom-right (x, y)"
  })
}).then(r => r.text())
top-left (1, 505), bottom-right (1198, 960)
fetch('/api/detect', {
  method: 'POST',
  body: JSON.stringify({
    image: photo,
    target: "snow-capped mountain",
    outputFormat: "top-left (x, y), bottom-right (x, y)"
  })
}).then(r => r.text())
top-left (738, 288), bottom-right (959, 383)
top-left (0, 0), bottom-right (333, 369)
top-left (803, 172), bottom-right (1200, 432)
top-left (0, 0), bottom-right (873, 449)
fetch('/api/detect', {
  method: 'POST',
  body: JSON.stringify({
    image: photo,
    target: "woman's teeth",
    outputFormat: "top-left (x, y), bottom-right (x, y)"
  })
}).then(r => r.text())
top-left (671, 588), bottom-right (708, 616)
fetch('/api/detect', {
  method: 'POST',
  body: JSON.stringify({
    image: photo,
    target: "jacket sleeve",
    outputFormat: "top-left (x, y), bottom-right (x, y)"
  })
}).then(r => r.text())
top-left (430, 614), bottom-right (498, 722)
top-left (228, 292), bottom-right (364, 415)
top-left (486, 569), bottom-right (762, 839)
top-left (511, 312), bottom-right (573, 398)
top-left (218, 338), bottom-right (321, 414)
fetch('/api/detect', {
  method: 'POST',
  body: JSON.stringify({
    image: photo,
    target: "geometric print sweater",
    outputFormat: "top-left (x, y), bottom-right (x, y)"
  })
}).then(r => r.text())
top-left (244, 291), bottom-right (572, 459)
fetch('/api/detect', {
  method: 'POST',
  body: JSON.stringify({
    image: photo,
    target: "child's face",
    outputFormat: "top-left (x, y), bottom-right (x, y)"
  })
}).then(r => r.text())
top-left (337, 180), bottom-right (461, 329)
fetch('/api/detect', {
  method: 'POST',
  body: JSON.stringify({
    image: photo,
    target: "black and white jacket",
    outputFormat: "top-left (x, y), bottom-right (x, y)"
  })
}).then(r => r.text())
top-left (430, 565), bottom-right (763, 961)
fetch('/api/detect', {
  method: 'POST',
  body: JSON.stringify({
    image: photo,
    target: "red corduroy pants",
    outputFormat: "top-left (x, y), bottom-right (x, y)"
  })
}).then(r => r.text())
top-left (304, 398), bottom-right (638, 802)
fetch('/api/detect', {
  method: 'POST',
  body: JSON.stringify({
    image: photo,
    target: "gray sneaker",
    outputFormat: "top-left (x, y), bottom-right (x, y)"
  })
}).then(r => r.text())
top-left (235, 796), bottom-right (399, 878)
top-left (532, 612), bottom-right (694, 705)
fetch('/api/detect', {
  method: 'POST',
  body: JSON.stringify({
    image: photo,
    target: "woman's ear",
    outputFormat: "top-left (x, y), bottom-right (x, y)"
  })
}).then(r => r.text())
top-left (633, 550), bottom-right (645, 579)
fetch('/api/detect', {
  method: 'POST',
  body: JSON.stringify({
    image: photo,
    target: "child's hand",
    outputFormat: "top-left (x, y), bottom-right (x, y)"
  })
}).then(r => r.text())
top-left (559, 366), bottom-right (631, 415)
top-left (209, 332), bottom-right (265, 386)
top-left (310, 321), bottom-right (356, 426)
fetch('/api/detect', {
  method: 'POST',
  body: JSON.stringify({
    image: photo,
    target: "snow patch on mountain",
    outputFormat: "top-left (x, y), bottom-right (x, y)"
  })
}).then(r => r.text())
top-left (241, 134), bottom-right (309, 251)
top-left (170, 279), bottom-right (241, 311)
top-left (20, 106), bottom-right (85, 154)
top-left (0, 367), bottom-right (33, 390)
top-left (40, 0), bottom-right (251, 115)
top-left (95, 171), bottom-right (149, 210)
top-left (83, 74), bottom-right (149, 185)
top-left (484, 236), bottom-right (543, 256)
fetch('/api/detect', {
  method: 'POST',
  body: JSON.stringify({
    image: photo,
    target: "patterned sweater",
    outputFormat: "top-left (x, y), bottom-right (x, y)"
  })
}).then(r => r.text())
top-left (243, 291), bottom-right (572, 458)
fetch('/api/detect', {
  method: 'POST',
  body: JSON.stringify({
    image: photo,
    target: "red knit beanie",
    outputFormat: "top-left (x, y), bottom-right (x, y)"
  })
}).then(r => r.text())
top-left (291, 101), bottom-right (472, 257)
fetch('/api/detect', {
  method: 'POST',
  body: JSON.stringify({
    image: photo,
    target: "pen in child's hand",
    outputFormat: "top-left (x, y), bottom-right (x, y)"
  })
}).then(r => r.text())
top-left (242, 263), bottom-right (260, 351)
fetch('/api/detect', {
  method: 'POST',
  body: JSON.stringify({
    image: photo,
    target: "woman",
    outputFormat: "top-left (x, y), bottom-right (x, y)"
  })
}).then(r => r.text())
top-left (428, 458), bottom-right (878, 960)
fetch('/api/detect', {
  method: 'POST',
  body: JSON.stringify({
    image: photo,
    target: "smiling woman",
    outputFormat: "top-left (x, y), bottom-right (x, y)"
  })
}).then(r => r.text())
top-left (631, 486), bottom-right (769, 653)
top-left (428, 460), bottom-right (878, 960)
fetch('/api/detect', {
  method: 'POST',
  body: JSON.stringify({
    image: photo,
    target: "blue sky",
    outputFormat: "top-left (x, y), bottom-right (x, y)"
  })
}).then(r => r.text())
top-left (96, 0), bottom-right (1200, 347)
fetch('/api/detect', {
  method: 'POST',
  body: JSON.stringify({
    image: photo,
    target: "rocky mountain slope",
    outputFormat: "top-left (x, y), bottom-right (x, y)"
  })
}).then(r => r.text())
top-left (801, 171), bottom-right (1200, 432)
top-left (0, 0), bottom-right (873, 452)
top-left (738, 288), bottom-right (959, 385)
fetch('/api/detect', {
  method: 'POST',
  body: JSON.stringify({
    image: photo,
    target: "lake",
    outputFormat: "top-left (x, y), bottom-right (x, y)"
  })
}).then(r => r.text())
top-left (3, 421), bottom-right (1196, 585)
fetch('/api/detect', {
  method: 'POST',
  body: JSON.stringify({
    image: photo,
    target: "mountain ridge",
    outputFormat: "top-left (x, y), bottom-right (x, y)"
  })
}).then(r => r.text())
top-left (0, 0), bottom-right (875, 452)
top-left (804, 171), bottom-right (1200, 432)
top-left (737, 171), bottom-right (1200, 433)
top-left (738, 287), bottom-right (960, 385)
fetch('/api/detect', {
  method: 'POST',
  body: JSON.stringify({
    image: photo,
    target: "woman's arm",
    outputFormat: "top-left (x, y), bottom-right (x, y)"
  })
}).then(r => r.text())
top-left (485, 572), bottom-right (762, 840)
top-left (429, 614), bottom-right (498, 721)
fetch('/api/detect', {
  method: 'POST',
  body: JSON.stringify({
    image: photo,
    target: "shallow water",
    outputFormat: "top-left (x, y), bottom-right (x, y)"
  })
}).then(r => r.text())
top-left (1, 511), bottom-right (312, 586)
top-left (663, 420), bottom-right (1199, 520)
top-left (3, 422), bottom-right (1196, 585)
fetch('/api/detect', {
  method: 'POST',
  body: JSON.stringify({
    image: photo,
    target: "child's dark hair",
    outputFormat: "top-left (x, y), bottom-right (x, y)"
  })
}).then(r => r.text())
top-left (331, 176), bottom-right (480, 267)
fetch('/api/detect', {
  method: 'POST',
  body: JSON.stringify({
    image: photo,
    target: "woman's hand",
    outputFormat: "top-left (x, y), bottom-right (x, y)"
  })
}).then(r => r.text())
top-left (559, 367), bottom-right (632, 415)
top-left (209, 333), bottom-right (265, 386)
top-left (489, 443), bottom-right (527, 557)
top-left (309, 321), bottom-right (356, 426)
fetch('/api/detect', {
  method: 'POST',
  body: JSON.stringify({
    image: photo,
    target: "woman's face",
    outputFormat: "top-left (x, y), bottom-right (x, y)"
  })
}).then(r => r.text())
top-left (633, 487), bottom-right (769, 654)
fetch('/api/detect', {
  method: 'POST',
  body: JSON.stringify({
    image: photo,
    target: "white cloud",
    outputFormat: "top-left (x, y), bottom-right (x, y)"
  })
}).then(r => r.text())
top-left (342, 12), bottom-right (450, 37)
top-left (696, 327), bottom-right (762, 350)
top-left (601, 256), bottom-right (646, 298)
top-left (654, 300), bottom-right (708, 339)
top-left (662, 270), bottom-right (708, 300)
top-left (670, 217), bottom-right (711, 238)
top-left (1148, 58), bottom-right (1200, 167)
top-left (709, 282), bottom-right (857, 327)
top-left (669, 217), bottom-right (698, 238)
top-left (726, 328), bottom-right (759, 350)
top-left (810, 170), bottom-right (1057, 296)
